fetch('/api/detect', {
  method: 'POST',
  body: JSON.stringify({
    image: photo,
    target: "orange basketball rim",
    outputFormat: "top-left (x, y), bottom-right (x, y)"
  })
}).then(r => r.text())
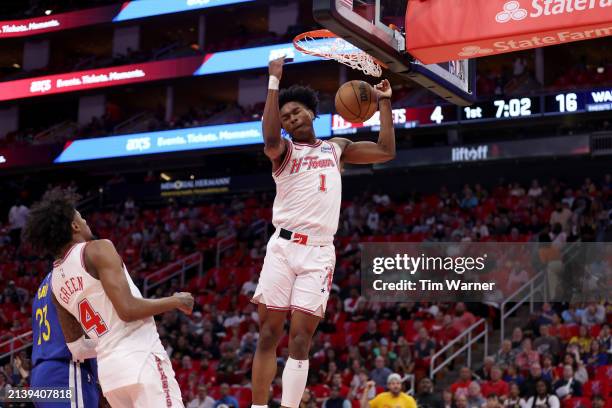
top-left (293, 29), bottom-right (388, 77)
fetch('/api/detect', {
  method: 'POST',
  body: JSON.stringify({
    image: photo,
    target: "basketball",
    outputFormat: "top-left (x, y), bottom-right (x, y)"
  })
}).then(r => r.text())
top-left (335, 80), bottom-right (378, 123)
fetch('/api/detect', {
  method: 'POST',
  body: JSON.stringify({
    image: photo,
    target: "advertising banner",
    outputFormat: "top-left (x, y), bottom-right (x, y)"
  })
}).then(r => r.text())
top-left (0, 1), bottom-right (254, 39)
top-left (54, 114), bottom-right (332, 163)
top-left (0, 42), bottom-right (323, 103)
top-left (0, 144), bottom-right (62, 169)
top-left (376, 135), bottom-right (590, 169)
top-left (406, 0), bottom-right (612, 64)
top-left (159, 174), bottom-right (274, 197)
top-left (0, 5), bottom-right (121, 39)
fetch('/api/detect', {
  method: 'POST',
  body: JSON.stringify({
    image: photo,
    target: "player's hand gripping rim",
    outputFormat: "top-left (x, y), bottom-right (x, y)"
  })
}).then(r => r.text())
top-left (268, 55), bottom-right (293, 80)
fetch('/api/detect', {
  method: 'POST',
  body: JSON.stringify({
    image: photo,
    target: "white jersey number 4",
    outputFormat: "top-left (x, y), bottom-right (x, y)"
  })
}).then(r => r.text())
top-left (79, 299), bottom-right (109, 336)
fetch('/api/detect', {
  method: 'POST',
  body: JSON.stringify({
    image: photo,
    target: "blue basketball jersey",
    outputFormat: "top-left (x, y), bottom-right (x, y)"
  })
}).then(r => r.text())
top-left (31, 273), bottom-right (100, 408)
top-left (32, 272), bottom-right (71, 365)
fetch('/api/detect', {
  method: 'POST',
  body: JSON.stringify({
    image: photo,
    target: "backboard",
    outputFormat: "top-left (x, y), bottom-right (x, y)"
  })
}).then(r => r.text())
top-left (313, 0), bottom-right (476, 106)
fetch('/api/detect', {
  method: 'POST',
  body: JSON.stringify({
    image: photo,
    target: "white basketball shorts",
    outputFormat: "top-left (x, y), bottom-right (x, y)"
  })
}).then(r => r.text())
top-left (251, 229), bottom-right (336, 317)
top-left (103, 352), bottom-right (184, 408)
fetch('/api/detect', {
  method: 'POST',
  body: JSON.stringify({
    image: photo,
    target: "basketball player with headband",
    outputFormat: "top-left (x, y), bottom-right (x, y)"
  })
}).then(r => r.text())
top-left (250, 56), bottom-right (396, 408)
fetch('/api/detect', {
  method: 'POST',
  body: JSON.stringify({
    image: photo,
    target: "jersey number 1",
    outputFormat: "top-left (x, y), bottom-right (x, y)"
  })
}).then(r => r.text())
top-left (319, 174), bottom-right (327, 192)
top-left (79, 299), bottom-right (108, 336)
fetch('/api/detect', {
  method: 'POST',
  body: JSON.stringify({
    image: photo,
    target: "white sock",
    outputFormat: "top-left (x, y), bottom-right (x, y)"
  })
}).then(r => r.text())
top-left (251, 405), bottom-right (268, 408)
top-left (281, 358), bottom-right (309, 408)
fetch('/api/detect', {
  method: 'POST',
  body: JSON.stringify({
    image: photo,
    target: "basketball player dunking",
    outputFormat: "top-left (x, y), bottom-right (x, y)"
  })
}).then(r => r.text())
top-left (250, 57), bottom-right (395, 408)
top-left (23, 189), bottom-right (194, 408)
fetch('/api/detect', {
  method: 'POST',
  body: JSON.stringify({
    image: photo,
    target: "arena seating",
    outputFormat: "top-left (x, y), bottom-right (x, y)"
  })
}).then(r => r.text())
top-left (1, 175), bottom-right (610, 405)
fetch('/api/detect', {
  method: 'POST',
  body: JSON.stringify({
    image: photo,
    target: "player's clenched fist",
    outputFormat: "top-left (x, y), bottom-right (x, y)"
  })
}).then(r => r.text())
top-left (268, 56), bottom-right (287, 79)
top-left (374, 79), bottom-right (392, 100)
top-left (172, 292), bottom-right (194, 315)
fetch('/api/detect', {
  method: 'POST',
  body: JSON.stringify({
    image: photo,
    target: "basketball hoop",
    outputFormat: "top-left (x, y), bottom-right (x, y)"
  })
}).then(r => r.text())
top-left (293, 29), bottom-right (385, 78)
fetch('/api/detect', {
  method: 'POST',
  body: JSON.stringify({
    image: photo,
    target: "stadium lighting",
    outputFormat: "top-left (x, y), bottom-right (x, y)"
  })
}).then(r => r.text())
top-left (12, 63), bottom-right (20, 69)
top-left (597, 66), bottom-right (605, 74)
top-left (190, 174), bottom-right (195, 180)
top-left (160, 173), bottom-right (171, 181)
top-left (44, 9), bottom-right (52, 15)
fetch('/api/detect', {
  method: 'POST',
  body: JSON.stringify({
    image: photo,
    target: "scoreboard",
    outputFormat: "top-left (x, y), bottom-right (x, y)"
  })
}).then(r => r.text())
top-left (332, 87), bottom-right (612, 134)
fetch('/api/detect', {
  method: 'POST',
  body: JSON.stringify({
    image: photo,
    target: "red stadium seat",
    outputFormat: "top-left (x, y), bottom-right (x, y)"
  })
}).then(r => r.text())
top-left (311, 384), bottom-right (330, 399)
top-left (583, 379), bottom-right (609, 398)
top-left (589, 325), bottom-right (601, 337)
top-left (595, 365), bottom-right (612, 383)
top-left (379, 320), bottom-right (392, 335)
top-left (562, 397), bottom-right (591, 408)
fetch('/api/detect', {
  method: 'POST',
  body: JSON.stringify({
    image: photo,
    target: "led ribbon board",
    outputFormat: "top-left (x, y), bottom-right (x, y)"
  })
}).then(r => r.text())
top-left (0, 42), bottom-right (324, 102)
top-left (54, 115), bottom-right (332, 163)
top-left (0, 0), bottom-right (254, 39)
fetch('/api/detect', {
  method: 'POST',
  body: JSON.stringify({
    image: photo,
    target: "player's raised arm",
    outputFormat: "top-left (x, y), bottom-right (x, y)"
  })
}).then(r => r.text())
top-left (84, 239), bottom-right (194, 322)
top-left (332, 79), bottom-right (396, 164)
top-left (262, 56), bottom-right (288, 161)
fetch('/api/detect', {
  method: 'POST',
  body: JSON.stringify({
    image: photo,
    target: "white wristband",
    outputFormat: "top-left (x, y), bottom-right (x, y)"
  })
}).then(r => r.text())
top-left (269, 75), bottom-right (280, 90)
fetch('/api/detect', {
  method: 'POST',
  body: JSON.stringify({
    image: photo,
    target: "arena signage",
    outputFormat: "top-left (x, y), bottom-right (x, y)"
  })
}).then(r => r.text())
top-left (0, 145), bottom-right (62, 170)
top-left (113, 0), bottom-right (255, 22)
top-left (0, 1), bottom-right (253, 39)
top-left (406, 0), bottom-right (612, 64)
top-left (161, 177), bottom-right (231, 191)
top-left (160, 177), bottom-right (232, 196)
top-left (0, 43), bottom-right (324, 102)
top-left (376, 134), bottom-right (590, 169)
top-left (451, 146), bottom-right (489, 162)
top-left (54, 115), bottom-right (332, 163)
top-left (0, 6), bottom-right (120, 38)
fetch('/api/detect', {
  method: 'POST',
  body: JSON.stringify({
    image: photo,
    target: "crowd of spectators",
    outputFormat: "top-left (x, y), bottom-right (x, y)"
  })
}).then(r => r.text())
top-left (476, 52), bottom-right (612, 98)
top-left (0, 174), bottom-right (610, 407)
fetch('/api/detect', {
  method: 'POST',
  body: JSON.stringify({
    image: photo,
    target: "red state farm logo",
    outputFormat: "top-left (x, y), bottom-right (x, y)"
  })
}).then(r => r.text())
top-left (496, 1), bottom-right (528, 23)
top-left (458, 45), bottom-right (494, 57)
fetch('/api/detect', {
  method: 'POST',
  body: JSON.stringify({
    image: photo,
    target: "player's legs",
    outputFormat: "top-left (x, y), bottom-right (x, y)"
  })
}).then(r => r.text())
top-left (279, 244), bottom-right (335, 407)
top-left (104, 384), bottom-right (139, 408)
top-left (75, 362), bottom-right (100, 408)
top-left (32, 361), bottom-right (98, 408)
top-left (252, 303), bottom-right (288, 406)
top-left (31, 361), bottom-right (69, 408)
top-left (104, 353), bottom-right (183, 408)
top-left (251, 235), bottom-right (296, 407)
top-left (280, 311), bottom-right (320, 408)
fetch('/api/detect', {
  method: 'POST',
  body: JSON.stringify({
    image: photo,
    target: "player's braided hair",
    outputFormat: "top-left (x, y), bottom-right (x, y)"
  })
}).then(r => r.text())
top-left (279, 85), bottom-right (319, 118)
top-left (22, 188), bottom-right (80, 257)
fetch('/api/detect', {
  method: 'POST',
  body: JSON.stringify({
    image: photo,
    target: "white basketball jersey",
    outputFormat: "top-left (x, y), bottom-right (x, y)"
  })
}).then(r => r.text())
top-left (272, 139), bottom-right (342, 237)
top-left (51, 241), bottom-right (166, 393)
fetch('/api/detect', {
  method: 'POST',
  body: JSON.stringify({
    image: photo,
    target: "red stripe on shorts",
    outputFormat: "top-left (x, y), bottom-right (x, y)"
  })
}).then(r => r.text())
top-left (291, 305), bottom-right (320, 316)
top-left (155, 356), bottom-right (173, 407)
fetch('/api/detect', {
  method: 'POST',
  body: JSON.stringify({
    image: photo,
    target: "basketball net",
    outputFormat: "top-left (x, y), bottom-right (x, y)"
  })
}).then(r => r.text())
top-left (293, 29), bottom-right (384, 77)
